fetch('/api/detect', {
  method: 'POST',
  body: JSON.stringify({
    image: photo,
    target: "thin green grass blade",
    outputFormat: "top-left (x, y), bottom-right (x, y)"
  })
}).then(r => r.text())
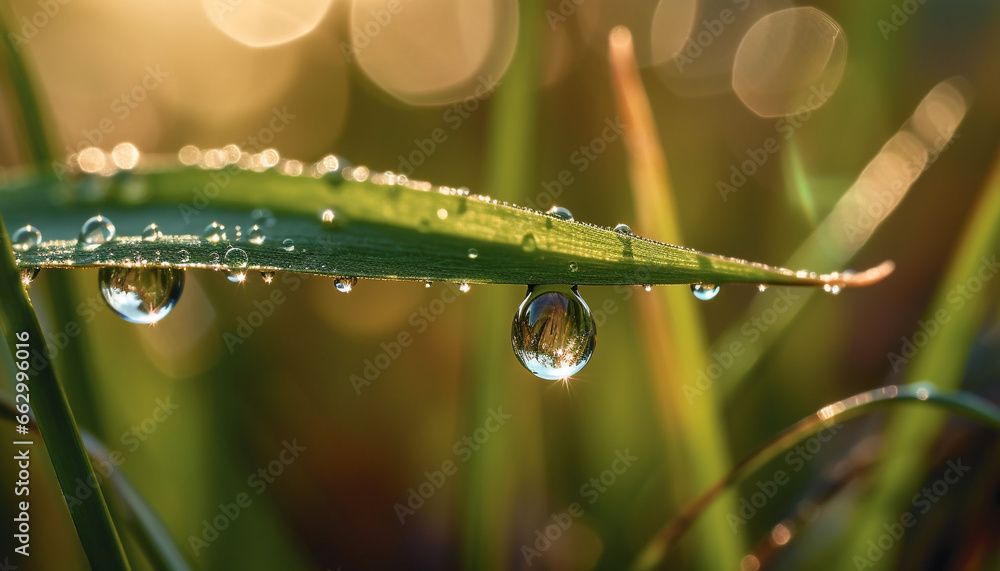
top-left (632, 382), bottom-right (1000, 571)
top-left (461, 1), bottom-right (544, 567)
top-left (608, 27), bottom-right (742, 570)
top-left (0, 167), bottom-right (894, 288)
top-left (0, 6), bottom-right (56, 169)
top-left (834, 139), bottom-right (1000, 568)
top-left (708, 78), bottom-right (969, 402)
top-left (0, 209), bottom-right (130, 569)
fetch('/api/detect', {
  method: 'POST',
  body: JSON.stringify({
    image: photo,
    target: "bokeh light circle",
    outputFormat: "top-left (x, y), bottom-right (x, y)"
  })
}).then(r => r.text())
top-left (732, 7), bottom-right (847, 117)
top-left (202, 0), bottom-right (332, 48)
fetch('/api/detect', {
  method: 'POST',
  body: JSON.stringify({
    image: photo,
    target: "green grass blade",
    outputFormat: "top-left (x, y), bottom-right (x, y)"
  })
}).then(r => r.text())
top-left (1, 165), bottom-right (896, 288)
top-left (834, 139), bottom-right (1000, 568)
top-left (632, 382), bottom-right (1000, 571)
top-left (710, 78), bottom-right (969, 402)
top-left (461, 1), bottom-right (544, 567)
top-left (608, 27), bottom-right (742, 570)
top-left (0, 5), bottom-right (56, 169)
top-left (0, 208), bottom-right (130, 569)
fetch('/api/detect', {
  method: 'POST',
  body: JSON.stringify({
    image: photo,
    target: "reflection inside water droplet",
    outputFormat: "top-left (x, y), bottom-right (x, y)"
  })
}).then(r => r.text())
top-left (99, 267), bottom-right (184, 324)
top-left (334, 276), bottom-right (357, 293)
top-left (511, 285), bottom-right (596, 381)
top-left (546, 206), bottom-right (574, 221)
top-left (691, 283), bottom-right (720, 300)
top-left (12, 225), bottom-right (42, 251)
top-left (142, 223), bottom-right (162, 242)
top-left (79, 216), bottom-right (116, 249)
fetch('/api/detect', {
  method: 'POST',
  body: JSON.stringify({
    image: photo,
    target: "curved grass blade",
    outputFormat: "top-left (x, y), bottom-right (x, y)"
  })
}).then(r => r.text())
top-left (834, 137), bottom-right (1000, 568)
top-left (1, 165), bottom-right (893, 288)
top-left (0, 208), bottom-right (130, 570)
top-left (0, 5), bottom-right (56, 169)
top-left (0, 398), bottom-right (191, 571)
top-left (608, 26), bottom-right (742, 570)
top-left (631, 382), bottom-right (1000, 571)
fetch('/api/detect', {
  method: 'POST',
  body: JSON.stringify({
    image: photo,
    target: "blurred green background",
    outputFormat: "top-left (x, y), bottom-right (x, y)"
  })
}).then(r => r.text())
top-left (2, 0), bottom-right (1000, 569)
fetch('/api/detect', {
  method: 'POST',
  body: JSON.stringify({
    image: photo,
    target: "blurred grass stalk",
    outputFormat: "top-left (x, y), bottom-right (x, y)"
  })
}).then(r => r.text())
top-left (835, 117), bottom-right (1000, 567)
top-left (712, 78), bottom-right (970, 401)
top-left (460, 0), bottom-right (545, 568)
top-left (607, 27), bottom-right (742, 570)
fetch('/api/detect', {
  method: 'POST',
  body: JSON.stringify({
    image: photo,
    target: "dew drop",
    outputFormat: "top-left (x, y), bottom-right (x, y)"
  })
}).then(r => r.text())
top-left (233, 225), bottom-right (243, 241)
top-left (468, 248), bottom-right (479, 259)
top-left (521, 234), bottom-right (537, 252)
top-left (823, 284), bottom-right (842, 295)
top-left (248, 224), bottom-right (266, 245)
top-left (224, 247), bottom-right (249, 268)
top-left (569, 261), bottom-right (578, 272)
top-left (282, 238), bottom-right (295, 252)
top-left (546, 206), bottom-right (574, 221)
top-left (99, 267), bottom-right (184, 324)
top-left (11, 225), bottom-right (41, 251)
top-left (643, 285), bottom-right (652, 292)
top-left (511, 285), bottom-right (596, 380)
top-left (691, 283), bottom-right (720, 300)
top-left (141, 223), bottom-right (162, 242)
top-left (459, 282), bottom-right (471, 293)
top-left (320, 209), bottom-right (336, 224)
top-left (252, 208), bottom-right (277, 228)
top-left (613, 223), bottom-right (633, 235)
top-left (334, 276), bottom-right (357, 293)
top-left (79, 216), bottom-right (116, 250)
top-left (203, 221), bottom-right (226, 243)
top-left (178, 249), bottom-right (191, 262)
top-left (226, 271), bottom-right (247, 283)
top-left (20, 267), bottom-right (39, 286)
top-left (424, 281), bottom-right (432, 288)
top-left (757, 284), bottom-right (769, 292)
top-left (261, 271), bottom-right (275, 284)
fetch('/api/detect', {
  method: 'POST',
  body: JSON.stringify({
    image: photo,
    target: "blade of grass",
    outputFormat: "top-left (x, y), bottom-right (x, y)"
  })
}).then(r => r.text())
top-left (0, 397), bottom-right (191, 570)
top-left (834, 132), bottom-right (1000, 568)
top-left (0, 208), bottom-right (130, 569)
top-left (608, 26), bottom-right (742, 570)
top-left (710, 78), bottom-right (969, 402)
top-left (1, 167), bottom-right (893, 288)
top-left (0, 5), bottom-right (56, 170)
top-left (632, 382), bottom-right (1000, 571)
top-left (461, 1), bottom-right (545, 567)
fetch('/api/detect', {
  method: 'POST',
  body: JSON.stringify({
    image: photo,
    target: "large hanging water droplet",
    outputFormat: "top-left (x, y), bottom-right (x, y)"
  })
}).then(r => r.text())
top-left (20, 267), bottom-right (39, 286)
top-left (546, 206), bottom-right (574, 221)
top-left (12, 225), bottom-right (42, 251)
top-left (334, 276), bottom-right (357, 293)
top-left (613, 223), bottom-right (633, 235)
top-left (142, 223), bottom-right (162, 242)
top-left (203, 221), bottom-right (226, 243)
top-left (79, 216), bottom-right (115, 250)
top-left (691, 283), bottom-right (720, 301)
top-left (511, 285), bottom-right (596, 380)
top-left (99, 267), bottom-right (184, 324)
